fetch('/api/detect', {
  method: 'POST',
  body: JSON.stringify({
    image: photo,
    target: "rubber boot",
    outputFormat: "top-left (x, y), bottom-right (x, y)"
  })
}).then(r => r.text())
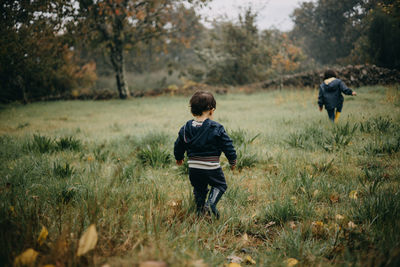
top-left (334, 111), bottom-right (341, 123)
top-left (205, 187), bottom-right (224, 219)
top-left (193, 188), bottom-right (208, 215)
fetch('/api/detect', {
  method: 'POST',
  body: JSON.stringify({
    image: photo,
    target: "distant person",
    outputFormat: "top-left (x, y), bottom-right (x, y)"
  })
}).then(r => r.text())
top-left (174, 91), bottom-right (237, 219)
top-left (318, 70), bottom-right (357, 122)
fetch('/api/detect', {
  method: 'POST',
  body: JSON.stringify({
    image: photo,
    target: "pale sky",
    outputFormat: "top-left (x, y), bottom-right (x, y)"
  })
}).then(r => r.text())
top-left (197, 0), bottom-right (314, 31)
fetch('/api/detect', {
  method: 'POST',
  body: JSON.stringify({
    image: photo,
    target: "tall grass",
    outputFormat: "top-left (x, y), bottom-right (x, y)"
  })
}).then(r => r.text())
top-left (0, 86), bottom-right (399, 266)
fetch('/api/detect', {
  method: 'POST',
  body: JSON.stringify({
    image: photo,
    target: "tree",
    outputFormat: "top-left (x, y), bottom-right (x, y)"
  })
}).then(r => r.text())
top-left (76, 0), bottom-right (209, 99)
top-left (197, 8), bottom-right (271, 85)
top-left (366, 1), bottom-right (400, 69)
top-left (270, 34), bottom-right (305, 89)
top-left (291, 0), bottom-right (363, 65)
top-left (0, 0), bottom-right (96, 103)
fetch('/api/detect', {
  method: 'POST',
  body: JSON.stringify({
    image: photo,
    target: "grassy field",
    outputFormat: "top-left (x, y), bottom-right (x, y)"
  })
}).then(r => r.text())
top-left (1, 86), bottom-right (400, 266)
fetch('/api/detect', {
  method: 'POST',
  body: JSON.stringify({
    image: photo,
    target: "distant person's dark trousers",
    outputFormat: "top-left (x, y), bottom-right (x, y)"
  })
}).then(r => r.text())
top-left (326, 106), bottom-right (342, 122)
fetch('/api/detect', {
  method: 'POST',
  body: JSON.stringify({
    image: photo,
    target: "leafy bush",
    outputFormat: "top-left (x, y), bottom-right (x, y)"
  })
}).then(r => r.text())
top-left (264, 199), bottom-right (301, 225)
top-left (137, 145), bottom-right (171, 168)
top-left (93, 144), bottom-right (110, 162)
top-left (55, 136), bottom-right (82, 151)
top-left (229, 129), bottom-right (259, 170)
top-left (53, 162), bottom-right (74, 178)
top-left (351, 189), bottom-right (400, 227)
top-left (364, 136), bottom-right (400, 155)
top-left (322, 122), bottom-right (358, 151)
top-left (229, 128), bottom-right (260, 148)
top-left (286, 125), bottom-right (325, 150)
top-left (359, 116), bottom-right (393, 133)
top-left (236, 147), bottom-right (258, 170)
top-left (25, 134), bottom-right (55, 153)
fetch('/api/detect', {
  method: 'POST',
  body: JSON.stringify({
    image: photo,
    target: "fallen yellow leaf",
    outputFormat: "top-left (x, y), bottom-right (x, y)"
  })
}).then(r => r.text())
top-left (77, 224), bottom-right (98, 256)
top-left (348, 221), bottom-right (357, 229)
top-left (286, 257), bottom-right (299, 267)
top-left (349, 190), bottom-right (358, 200)
top-left (312, 189), bottom-right (319, 197)
top-left (42, 265), bottom-right (56, 267)
top-left (245, 255), bottom-right (256, 265)
top-left (226, 263), bottom-right (241, 267)
top-left (37, 226), bottom-right (48, 246)
top-left (335, 214), bottom-right (344, 221)
top-left (14, 248), bottom-right (38, 267)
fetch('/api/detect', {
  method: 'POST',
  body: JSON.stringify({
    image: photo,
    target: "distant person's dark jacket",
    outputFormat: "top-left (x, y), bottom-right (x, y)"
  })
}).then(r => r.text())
top-left (174, 119), bottom-right (237, 166)
top-left (318, 78), bottom-right (353, 110)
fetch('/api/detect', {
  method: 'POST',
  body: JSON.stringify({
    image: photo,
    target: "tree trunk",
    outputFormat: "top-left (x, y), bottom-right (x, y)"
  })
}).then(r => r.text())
top-left (110, 44), bottom-right (130, 99)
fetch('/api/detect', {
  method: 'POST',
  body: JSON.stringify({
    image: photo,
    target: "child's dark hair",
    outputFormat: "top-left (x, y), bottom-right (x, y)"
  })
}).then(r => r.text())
top-left (324, 69), bottom-right (337, 80)
top-left (189, 91), bottom-right (216, 116)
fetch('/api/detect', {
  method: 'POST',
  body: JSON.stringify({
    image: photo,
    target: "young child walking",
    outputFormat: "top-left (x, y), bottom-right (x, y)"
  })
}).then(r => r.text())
top-left (318, 70), bottom-right (357, 122)
top-left (174, 91), bottom-right (236, 219)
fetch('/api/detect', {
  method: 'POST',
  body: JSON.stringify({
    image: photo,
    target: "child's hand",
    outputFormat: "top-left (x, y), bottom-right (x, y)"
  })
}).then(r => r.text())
top-left (230, 165), bottom-right (236, 171)
top-left (319, 106), bottom-right (323, 112)
top-left (176, 160), bottom-right (183, 166)
top-left (352, 91), bottom-right (357, 96)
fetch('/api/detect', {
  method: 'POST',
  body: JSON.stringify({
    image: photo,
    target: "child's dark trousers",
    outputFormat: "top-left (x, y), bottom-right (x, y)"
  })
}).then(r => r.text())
top-left (188, 167), bottom-right (227, 214)
top-left (189, 167), bottom-right (227, 193)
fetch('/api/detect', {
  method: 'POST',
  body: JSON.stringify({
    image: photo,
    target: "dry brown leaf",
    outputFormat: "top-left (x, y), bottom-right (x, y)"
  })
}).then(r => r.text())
top-left (13, 248), bottom-right (38, 267)
top-left (288, 221), bottom-right (297, 230)
top-left (190, 259), bottom-right (208, 267)
top-left (37, 226), bottom-right (48, 246)
top-left (330, 193), bottom-right (339, 203)
top-left (139, 261), bottom-right (167, 267)
top-left (265, 221), bottom-right (276, 228)
top-left (286, 258), bottom-right (299, 267)
top-left (242, 233), bottom-right (249, 242)
top-left (312, 221), bottom-right (326, 237)
top-left (312, 189), bottom-right (319, 197)
top-left (77, 224), bottom-right (98, 257)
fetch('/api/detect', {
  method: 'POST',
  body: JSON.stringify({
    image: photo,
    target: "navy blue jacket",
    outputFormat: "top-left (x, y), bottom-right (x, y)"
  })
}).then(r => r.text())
top-left (318, 78), bottom-right (353, 110)
top-left (174, 119), bottom-right (237, 165)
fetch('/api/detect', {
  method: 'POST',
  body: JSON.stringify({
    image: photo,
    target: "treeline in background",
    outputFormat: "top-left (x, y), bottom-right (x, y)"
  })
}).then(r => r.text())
top-left (1, 0), bottom-right (399, 102)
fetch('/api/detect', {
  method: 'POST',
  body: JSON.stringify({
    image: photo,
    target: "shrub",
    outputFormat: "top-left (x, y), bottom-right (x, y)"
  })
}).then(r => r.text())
top-left (351, 189), bottom-right (400, 227)
top-left (55, 136), bottom-right (82, 151)
top-left (311, 159), bottom-right (334, 175)
top-left (322, 122), bottom-right (358, 151)
top-left (359, 116), bottom-right (393, 133)
top-left (229, 129), bottom-right (260, 170)
top-left (264, 199), bottom-right (301, 225)
top-left (93, 144), bottom-right (109, 162)
top-left (286, 131), bottom-right (307, 149)
top-left (364, 136), bottom-right (400, 155)
top-left (236, 147), bottom-right (258, 170)
top-left (229, 128), bottom-right (260, 148)
top-left (25, 134), bottom-right (55, 153)
top-left (137, 145), bottom-right (171, 168)
top-left (286, 125), bottom-right (325, 150)
top-left (53, 162), bottom-right (74, 178)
